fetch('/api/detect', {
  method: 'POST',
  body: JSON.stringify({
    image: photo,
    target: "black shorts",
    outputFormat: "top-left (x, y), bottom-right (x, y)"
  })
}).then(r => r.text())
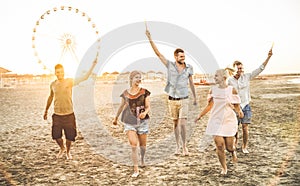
top-left (52, 113), bottom-right (77, 141)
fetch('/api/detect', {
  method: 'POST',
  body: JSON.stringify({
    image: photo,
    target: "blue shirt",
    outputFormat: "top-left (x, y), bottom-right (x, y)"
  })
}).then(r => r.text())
top-left (164, 60), bottom-right (194, 98)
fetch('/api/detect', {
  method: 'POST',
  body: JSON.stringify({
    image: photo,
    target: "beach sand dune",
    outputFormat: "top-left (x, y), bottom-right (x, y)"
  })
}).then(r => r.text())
top-left (0, 76), bottom-right (299, 185)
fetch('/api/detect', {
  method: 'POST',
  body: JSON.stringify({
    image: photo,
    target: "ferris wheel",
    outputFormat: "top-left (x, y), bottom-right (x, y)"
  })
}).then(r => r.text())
top-left (32, 6), bottom-right (100, 77)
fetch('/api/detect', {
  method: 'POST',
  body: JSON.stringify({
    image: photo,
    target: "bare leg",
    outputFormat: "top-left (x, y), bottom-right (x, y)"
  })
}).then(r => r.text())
top-left (225, 137), bottom-right (238, 163)
top-left (138, 134), bottom-right (147, 167)
top-left (214, 136), bottom-right (227, 174)
top-left (139, 146), bottom-right (146, 167)
top-left (242, 123), bottom-right (249, 153)
top-left (173, 120), bottom-right (180, 155)
top-left (131, 147), bottom-right (139, 176)
top-left (179, 118), bottom-right (189, 156)
top-left (127, 131), bottom-right (139, 177)
top-left (66, 139), bottom-right (72, 160)
top-left (235, 131), bottom-right (238, 148)
top-left (55, 138), bottom-right (65, 159)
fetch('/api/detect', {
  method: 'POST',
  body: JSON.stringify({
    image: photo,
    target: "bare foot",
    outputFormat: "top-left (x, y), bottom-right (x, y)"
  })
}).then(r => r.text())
top-left (66, 152), bottom-right (72, 160)
top-left (174, 148), bottom-right (181, 156)
top-left (56, 148), bottom-right (65, 159)
top-left (182, 147), bottom-right (189, 156)
top-left (232, 151), bottom-right (238, 163)
top-left (221, 169), bottom-right (227, 175)
top-left (131, 172), bottom-right (139, 178)
top-left (242, 148), bottom-right (249, 154)
top-left (140, 161), bottom-right (145, 168)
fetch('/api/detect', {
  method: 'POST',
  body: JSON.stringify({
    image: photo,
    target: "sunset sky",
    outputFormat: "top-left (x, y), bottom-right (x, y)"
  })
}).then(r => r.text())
top-left (1, 0), bottom-right (300, 76)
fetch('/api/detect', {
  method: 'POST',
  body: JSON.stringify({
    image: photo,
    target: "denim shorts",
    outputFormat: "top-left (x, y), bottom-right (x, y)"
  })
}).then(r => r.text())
top-left (238, 104), bottom-right (252, 124)
top-left (124, 119), bottom-right (149, 134)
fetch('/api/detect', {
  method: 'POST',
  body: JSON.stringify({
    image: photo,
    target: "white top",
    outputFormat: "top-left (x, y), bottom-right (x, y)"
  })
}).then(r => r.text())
top-left (228, 65), bottom-right (265, 108)
top-left (206, 86), bottom-right (241, 137)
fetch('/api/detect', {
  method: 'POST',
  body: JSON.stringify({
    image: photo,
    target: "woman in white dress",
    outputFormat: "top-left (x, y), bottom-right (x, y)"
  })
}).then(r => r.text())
top-left (195, 69), bottom-right (244, 175)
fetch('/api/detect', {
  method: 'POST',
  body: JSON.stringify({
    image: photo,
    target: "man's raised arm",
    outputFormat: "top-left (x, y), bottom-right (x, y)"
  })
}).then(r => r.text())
top-left (145, 29), bottom-right (168, 66)
top-left (74, 52), bottom-right (98, 86)
top-left (250, 48), bottom-right (273, 79)
top-left (262, 48), bottom-right (273, 68)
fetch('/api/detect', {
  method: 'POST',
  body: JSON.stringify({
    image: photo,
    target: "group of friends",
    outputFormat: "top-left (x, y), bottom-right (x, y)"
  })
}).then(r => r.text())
top-left (43, 28), bottom-right (273, 177)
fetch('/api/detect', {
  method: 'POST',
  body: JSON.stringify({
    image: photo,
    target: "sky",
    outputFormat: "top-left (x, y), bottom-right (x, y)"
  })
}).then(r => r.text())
top-left (0, 0), bottom-right (300, 76)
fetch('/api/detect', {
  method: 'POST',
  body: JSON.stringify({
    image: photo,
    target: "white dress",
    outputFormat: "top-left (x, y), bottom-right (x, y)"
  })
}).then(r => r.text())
top-left (205, 86), bottom-right (241, 137)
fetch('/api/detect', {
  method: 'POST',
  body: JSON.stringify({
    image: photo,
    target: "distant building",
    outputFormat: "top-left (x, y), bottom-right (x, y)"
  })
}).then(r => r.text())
top-left (146, 70), bottom-right (156, 80)
top-left (156, 71), bottom-right (166, 80)
top-left (96, 70), bottom-right (166, 84)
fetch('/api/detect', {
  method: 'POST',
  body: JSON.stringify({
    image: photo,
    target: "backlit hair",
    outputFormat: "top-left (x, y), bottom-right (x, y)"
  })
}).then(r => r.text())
top-left (224, 67), bottom-right (235, 76)
top-left (217, 69), bottom-right (230, 79)
top-left (55, 64), bottom-right (64, 70)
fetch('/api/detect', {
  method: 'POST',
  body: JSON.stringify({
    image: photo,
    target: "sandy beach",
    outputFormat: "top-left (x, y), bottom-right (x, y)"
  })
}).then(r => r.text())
top-left (0, 75), bottom-right (299, 185)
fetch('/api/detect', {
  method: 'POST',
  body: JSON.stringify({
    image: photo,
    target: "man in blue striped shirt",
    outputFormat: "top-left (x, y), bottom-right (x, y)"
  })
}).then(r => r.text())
top-left (146, 29), bottom-right (197, 156)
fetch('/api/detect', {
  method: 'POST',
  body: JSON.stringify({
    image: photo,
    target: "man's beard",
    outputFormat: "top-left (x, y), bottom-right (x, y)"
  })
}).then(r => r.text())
top-left (177, 61), bottom-right (184, 65)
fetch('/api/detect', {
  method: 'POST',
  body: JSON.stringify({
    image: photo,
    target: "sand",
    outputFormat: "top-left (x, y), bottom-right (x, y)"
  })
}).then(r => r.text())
top-left (0, 75), bottom-right (299, 185)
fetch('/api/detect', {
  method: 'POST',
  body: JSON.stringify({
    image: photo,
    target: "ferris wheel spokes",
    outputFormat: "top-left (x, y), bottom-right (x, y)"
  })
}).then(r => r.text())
top-left (68, 44), bottom-right (80, 64)
top-left (32, 6), bottom-right (101, 75)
